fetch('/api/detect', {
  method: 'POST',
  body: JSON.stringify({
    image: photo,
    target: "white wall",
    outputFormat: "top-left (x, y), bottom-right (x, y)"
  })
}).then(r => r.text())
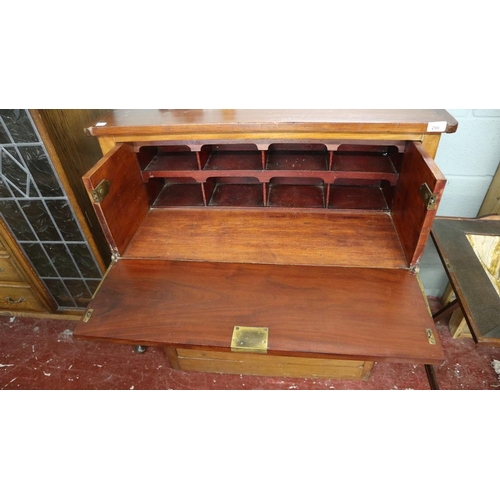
top-left (419, 109), bottom-right (500, 296)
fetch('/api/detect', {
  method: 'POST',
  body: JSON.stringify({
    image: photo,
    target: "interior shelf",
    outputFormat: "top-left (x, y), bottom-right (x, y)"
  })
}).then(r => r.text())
top-left (203, 145), bottom-right (262, 171)
top-left (142, 146), bottom-right (199, 173)
top-left (332, 145), bottom-right (401, 174)
top-left (328, 185), bottom-right (389, 211)
top-left (206, 177), bottom-right (264, 207)
top-left (153, 179), bottom-right (204, 207)
top-left (142, 142), bottom-right (400, 210)
top-left (266, 144), bottom-right (328, 170)
top-left (152, 179), bottom-right (393, 211)
top-left (268, 178), bottom-right (325, 208)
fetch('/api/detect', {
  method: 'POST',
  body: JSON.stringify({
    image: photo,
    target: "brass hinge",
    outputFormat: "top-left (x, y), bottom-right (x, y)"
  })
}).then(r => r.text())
top-left (91, 179), bottom-right (110, 203)
top-left (426, 328), bottom-right (436, 345)
top-left (420, 182), bottom-right (437, 210)
top-left (231, 326), bottom-right (269, 354)
top-left (82, 308), bottom-right (94, 323)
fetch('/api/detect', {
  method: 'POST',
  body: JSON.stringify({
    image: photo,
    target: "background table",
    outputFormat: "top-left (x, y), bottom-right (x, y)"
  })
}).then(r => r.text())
top-left (431, 215), bottom-right (500, 345)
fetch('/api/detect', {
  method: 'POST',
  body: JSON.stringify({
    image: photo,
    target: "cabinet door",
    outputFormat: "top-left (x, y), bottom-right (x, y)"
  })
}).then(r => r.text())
top-left (82, 143), bottom-right (149, 256)
top-left (392, 141), bottom-right (446, 267)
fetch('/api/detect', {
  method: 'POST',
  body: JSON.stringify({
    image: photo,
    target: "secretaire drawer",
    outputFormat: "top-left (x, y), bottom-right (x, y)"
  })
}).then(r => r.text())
top-left (83, 141), bottom-right (445, 269)
top-left (0, 256), bottom-right (23, 282)
top-left (0, 284), bottom-right (45, 312)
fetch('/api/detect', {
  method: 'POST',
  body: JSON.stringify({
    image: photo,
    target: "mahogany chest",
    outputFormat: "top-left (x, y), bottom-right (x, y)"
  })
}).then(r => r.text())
top-left (75, 109), bottom-right (457, 380)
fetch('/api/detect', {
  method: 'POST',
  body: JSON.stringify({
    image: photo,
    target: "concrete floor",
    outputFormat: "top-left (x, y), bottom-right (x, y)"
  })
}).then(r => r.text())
top-left (1, 298), bottom-right (499, 390)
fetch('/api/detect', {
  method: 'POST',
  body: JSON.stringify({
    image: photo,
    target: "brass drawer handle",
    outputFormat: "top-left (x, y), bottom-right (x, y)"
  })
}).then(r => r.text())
top-left (5, 296), bottom-right (26, 304)
top-left (0, 268), bottom-right (3, 272)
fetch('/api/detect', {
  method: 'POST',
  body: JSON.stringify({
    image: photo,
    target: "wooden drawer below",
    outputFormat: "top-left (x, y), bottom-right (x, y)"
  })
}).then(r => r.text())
top-left (0, 256), bottom-right (23, 282)
top-left (0, 284), bottom-right (46, 312)
top-left (170, 348), bottom-right (374, 380)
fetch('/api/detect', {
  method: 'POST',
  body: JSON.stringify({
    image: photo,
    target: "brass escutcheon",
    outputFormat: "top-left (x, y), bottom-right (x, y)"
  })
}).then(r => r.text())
top-left (231, 326), bottom-right (269, 354)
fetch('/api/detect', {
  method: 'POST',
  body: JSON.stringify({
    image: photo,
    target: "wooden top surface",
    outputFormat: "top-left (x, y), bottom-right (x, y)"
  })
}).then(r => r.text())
top-left (431, 216), bottom-right (500, 342)
top-left (75, 259), bottom-right (444, 364)
top-left (85, 109), bottom-right (458, 137)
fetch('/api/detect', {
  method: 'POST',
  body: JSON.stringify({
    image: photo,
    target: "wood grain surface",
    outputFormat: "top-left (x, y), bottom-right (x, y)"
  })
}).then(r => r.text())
top-left (85, 109), bottom-right (458, 137)
top-left (75, 259), bottom-right (444, 364)
top-left (174, 348), bottom-right (374, 379)
top-left (392, 141), bottom-right (446, 266)
top-left (82, 143), bottom-right (150, 256)
top-left (123, 208), bottom-right (408, 268)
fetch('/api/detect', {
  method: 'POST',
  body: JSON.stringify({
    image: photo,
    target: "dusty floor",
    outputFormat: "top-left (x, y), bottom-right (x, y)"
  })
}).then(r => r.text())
top-left (1, 298), bottom-right (499, 390)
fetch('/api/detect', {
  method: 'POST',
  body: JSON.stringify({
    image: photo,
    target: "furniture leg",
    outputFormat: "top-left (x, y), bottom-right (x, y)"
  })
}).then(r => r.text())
top-left (425, 364), bottom-right (440, 390)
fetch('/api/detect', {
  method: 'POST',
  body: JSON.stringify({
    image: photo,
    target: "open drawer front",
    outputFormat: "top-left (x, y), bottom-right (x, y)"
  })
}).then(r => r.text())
top-left (76, 259), bottom-right (443, 370)
top-left (77, 137), bottom-right (447, 379)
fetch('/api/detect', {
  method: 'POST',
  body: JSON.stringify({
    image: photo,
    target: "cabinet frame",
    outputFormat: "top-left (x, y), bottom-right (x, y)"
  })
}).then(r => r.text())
top-left (75, 110), bottom-right (457, 380)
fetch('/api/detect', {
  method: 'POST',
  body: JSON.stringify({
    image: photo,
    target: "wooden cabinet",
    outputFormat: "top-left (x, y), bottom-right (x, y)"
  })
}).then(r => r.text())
top-left (0, 218), bottom-right (55, 315)
top-left (0, 109), bottom-right (108, 315)
top-left (75, 110), bottom-right (457, 380)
